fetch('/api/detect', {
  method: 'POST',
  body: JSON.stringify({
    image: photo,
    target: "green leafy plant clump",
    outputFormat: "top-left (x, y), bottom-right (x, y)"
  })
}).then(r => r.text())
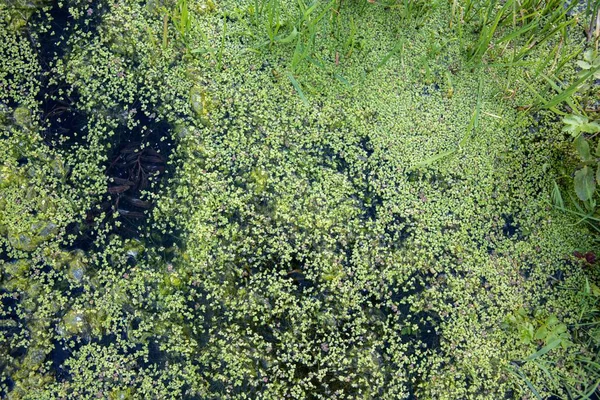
top-left (1, 0), bottom-right (600, 399)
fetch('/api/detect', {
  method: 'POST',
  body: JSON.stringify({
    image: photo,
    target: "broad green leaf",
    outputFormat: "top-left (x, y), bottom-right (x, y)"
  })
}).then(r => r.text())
top-left (577, 60), bottom-right (591, 70)
top-left (559, 337), bottom-right (573, 349)
top-left (597, 163), bottom-right (600, 186)
top-left (520, 328), bottom-right (533, 344)
top-left (596, 140), bottom-right (600, 157)
top-left (563, 114), bottom-right (588, 137)
top-left (574, 166), bottom-right (596, 201)
top-left (553, 323), bottom-right (567, 334)
top-left (563, 114), bottom-right (587, 125)
top-left (580, 122), bottom-right (600, 133)
top-left (583, 49), bottom-right (594, 63)
top-left (575, 135), bottom-right (592, 161)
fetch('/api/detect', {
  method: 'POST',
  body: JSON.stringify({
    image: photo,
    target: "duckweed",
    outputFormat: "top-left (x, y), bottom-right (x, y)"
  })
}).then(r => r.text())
top-left (1, 0), bottom-right (599, 399)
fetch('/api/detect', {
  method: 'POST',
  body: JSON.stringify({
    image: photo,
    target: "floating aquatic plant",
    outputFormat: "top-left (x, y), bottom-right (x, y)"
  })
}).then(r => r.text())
top-left (1, 0), bottom-right (600, 399)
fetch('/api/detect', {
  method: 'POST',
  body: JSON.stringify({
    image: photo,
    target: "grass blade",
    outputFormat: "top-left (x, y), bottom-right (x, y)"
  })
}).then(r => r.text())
top-left (414, 148), bottom-right (457, 169)
top-left (525, 338), bottom-right (562, 361)
top-left (540, 73), bottom-right (579, 113)
top-left (334, 73), bottom-right (352, 89)
top-left (520, 372), bottom-right (544, 400)
top-left (376, 38), bottom-right (404, 70)
top-left (286, 72), bottom-right (308, 105)
top-left (508, 365), bottom-right (543, 400)
top-left (551, 181), bottom-right (564, 209)
top-left (580, 379), bottom-right (600, 399)
top-left (544, 67), bottom-right (600, 109)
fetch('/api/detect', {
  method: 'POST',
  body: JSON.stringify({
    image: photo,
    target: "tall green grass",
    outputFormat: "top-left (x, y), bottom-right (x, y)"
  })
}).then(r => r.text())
top-left (462, 0), bottom-right (576, 66)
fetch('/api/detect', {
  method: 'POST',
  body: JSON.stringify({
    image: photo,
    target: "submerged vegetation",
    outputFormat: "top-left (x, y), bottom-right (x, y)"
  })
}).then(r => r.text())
top-left (1, 0), bottom-right (600, 398)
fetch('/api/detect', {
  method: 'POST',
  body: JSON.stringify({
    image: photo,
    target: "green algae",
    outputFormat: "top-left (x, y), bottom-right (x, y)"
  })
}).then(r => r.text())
top-left (0, 0), bottom-right (599, 399)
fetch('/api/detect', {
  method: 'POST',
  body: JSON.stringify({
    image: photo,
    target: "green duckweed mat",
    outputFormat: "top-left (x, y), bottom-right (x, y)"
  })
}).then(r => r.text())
top-left (1, 0), bottom-right (599, 398)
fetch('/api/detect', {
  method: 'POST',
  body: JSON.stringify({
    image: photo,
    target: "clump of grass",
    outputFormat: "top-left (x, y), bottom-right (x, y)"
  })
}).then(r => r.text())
top-left (462, 0), bottom-right (577, 67)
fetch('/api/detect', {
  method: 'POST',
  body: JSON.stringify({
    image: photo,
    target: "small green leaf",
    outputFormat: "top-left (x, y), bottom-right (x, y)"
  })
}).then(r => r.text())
top-left (553, 323), bottom-right (567, 334)
top-left (521, 322), bottom-right (535, 344)
top-left (559, 338), bottom-right (573, 349)
top-left (585, 278), bottom-right (591, 295)
top-left (597, 163), bottom-right (600, 186)
top-left (591, 282), bottom-right (600, 297)
top-left (575, 135), bottom-right (592, 161)
top-left (534, 325), bottom-right (547, 340)
top-left (596, 140), bottom-right (600, 157)
top-left (574, 166), bottom-right (596, 201)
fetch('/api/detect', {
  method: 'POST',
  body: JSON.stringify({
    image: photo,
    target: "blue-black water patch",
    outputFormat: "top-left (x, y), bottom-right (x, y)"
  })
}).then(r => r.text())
top-left (28, 0), bottom-right (105, 150)
top-left (0, 245), bottom-right (16, 264)
top-left (286, 268), bottom-right (315, 292)
top-left (421, 83), bottom-right (440, 96)
top-left (0, 290), bottom-right (25, 337)
top-left (321, 143), bottom-right (350, 175)
top-left (383, 212), bottom-right (412, 249)
top-left (146, 338), bottom-right (167, 368)
top-left (182, 292), bottom-right (212, 348)
top-left (548, 267), bottom-right (566, 287)
top-left (358, 135), bottom-right (375, 158)
top-left (29, 0), bottom-right (105, 66)
top-left (0, 374), bottom-right (15, 399)
top-left (49, 338), bottom-right (75, 383)
top-left (501, 214), bottom-right (520, 239)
